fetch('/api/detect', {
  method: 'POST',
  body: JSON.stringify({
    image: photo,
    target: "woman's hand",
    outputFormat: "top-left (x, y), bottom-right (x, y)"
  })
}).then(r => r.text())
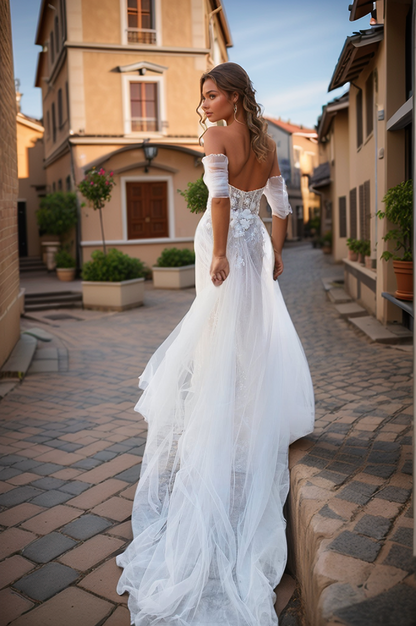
top-left (210, 255), bottom-right (229, 286)
top-left (273, 251), bottom-right (284, 280)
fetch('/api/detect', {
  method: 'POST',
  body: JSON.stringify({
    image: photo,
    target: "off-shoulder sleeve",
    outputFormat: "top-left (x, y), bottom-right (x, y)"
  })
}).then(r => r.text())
top-left (263, 175), bottom-right (292, 219)
top-left (202, 153), bottom-right (229, 198)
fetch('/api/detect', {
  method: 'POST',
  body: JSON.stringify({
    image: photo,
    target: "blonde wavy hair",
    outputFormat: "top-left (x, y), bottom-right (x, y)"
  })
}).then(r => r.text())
top-left (197, 62), bottom-right (270, 162)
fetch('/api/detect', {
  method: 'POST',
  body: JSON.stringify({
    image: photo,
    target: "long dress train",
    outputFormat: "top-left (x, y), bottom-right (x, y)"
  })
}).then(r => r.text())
top-left (116, 153), bottom-right (315, 626)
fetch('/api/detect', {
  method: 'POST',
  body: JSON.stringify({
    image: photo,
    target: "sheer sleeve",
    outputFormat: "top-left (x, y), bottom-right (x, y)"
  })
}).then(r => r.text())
top-left (202, 153), bottom-right (229, 198)
top-left (264, 175), bottom-right (292, 219)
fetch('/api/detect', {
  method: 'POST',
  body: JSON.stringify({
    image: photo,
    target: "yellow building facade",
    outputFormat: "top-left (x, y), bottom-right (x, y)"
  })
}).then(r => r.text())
top-left (312, 0), bottom-right (413, 325)
top-left (35, 0), bottom-right (231, 267)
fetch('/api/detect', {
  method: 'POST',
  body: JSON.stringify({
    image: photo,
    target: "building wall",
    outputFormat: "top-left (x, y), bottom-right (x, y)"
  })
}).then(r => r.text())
top-left (332, 110), bottom-right (349, 262)
top-left (16, 119), bottom-right (45, 257)
top-left (0, 0), bottom-right (21, 368)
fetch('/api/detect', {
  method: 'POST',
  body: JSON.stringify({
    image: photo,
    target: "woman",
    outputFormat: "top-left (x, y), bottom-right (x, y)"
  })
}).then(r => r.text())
top-left (117, 62), bottom-right (315, 626)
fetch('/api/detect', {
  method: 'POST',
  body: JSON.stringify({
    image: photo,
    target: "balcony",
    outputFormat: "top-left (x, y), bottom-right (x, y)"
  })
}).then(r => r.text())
top-left (127, 28), bottom-right (157, 44)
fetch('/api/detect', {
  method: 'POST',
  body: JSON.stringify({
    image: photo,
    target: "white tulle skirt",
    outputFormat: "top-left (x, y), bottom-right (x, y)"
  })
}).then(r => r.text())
top-left (116, 209), bottom-right (315, 626)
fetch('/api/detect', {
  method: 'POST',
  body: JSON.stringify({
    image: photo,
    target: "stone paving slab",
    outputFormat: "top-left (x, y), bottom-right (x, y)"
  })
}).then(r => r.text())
top-left (0, 251), bottom-right (413, 625)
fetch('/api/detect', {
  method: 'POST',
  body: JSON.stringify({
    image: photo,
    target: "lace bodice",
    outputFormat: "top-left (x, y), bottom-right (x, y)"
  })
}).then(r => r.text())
top-left (202, 153), bottom-right (292, 220)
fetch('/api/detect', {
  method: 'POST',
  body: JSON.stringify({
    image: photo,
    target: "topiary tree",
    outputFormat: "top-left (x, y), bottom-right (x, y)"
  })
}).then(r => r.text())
top-left (36, 192), bottom-right (78, 239)
top-left (78, 167), bottom-right (116, 255)
top-left (178, 177), bottom-right (208, 214)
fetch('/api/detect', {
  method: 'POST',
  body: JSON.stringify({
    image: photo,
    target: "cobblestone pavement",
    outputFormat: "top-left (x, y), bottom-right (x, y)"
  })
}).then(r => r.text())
top-left (0, 244), bottom-right (414, 626)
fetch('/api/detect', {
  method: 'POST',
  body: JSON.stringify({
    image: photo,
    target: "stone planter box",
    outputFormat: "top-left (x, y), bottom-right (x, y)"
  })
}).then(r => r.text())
top-left (82, 277), bottom-right (145, 311)
top-left (152, 265), bottom-right (195, 289)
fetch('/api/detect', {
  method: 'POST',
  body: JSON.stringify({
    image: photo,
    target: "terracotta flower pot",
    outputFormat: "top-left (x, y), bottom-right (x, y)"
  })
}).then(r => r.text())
top-left (358, 253), bottom-right (365, 264)
top-left (348, 250), bottom-right (358, 262)
top-left (393, 260), bottom-right (413, 301)
top-left (56, 268), bottom-right (76, 282)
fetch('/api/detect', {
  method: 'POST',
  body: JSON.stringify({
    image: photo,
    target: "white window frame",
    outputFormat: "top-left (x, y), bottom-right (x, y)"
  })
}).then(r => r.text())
top-left (122, 74), bottom-right (166, 137)
top-left (121, 175), bottom-right (176, 242)
top-left (120, 0), bottom-right (162, 46)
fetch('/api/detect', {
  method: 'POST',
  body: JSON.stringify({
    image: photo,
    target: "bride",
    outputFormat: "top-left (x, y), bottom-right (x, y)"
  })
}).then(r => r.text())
top-left (117, 62), bottom-right (315, 626)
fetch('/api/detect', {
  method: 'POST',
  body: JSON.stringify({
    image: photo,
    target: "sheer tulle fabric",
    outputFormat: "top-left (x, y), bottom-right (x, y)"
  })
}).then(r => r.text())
top-left (116, 153), bottom-right (315, 626)
top-left (264, 176), bottom-right (292, 219)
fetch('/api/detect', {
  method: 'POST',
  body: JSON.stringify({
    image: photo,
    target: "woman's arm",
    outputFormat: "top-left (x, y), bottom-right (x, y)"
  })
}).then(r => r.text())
top-left (204, 128), bottom-right (230, 286)
top-left (267, 144), bottom-right (289, 280)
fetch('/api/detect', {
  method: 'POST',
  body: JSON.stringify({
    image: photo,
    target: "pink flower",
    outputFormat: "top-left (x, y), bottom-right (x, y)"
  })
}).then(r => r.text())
top-left (105, 181), bottom-right (109, 185)
top-left (90, 181), bottom-right (94, 185)
top-left (110, 171), bottom-right (113, 176)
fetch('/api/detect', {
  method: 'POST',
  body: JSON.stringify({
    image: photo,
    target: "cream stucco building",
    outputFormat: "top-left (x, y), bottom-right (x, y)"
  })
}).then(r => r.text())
top-left (34, 0), bottom-right (232, 268)
top-left (311, 0), bottom-right (413, 327)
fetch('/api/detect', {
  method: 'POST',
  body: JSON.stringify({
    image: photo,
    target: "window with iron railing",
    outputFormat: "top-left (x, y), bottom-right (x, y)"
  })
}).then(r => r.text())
top-left (130, 82), bottom-right (158, 132)
top-left (127, 0), bottom-right (156, 44)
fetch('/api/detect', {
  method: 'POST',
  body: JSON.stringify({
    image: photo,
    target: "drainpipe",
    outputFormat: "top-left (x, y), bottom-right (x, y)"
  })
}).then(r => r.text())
top-left (373, 68), bottom-right (378, 319)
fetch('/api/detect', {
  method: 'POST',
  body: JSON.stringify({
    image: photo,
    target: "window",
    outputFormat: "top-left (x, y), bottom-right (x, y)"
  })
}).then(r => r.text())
top-left (46, 111), bottom-right (51, 139)
top-left (52, 102), bottom-right (56, 143)
top-left (52, 182), bottom-right (56, 192)
top-left (130, 82), bottom-right (158, 132)
top-left (50, 31), bottom-right (55, 65)
top-left (58, 88), bottom-right (63, 127)
top-left (356, 89), bottom-right (363, 148)
top-left (127, 0), bottom-right (155, 43)
top-left (359, 180), bottom-right (371, 240)
top-left (66, 175), bottom-right (71, 191)
top-left (365, 73), bottom-right (373, 137)
top-left (55, 16), bottom-right (60, 53)
top-left (58, 179), bottom-right (62, 191)
top-left (349, 188), bottom-right (357, 239)
top-left (339, 196), bottom-right (347, 238)
top-left (60, 0), bottom-right (66, 42)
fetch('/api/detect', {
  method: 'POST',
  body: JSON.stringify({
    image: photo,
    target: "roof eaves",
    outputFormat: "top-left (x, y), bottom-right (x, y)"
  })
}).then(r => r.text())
top-left (328, 26), bottom-right (383, 92)
top-left (35, 0), bottom-right (48, 46)
top-left (349, 0), bottom-right (374, 22)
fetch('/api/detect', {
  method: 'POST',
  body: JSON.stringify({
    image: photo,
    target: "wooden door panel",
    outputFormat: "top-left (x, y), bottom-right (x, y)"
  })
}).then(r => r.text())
top-left (127, 181), bottom-right (168, 239)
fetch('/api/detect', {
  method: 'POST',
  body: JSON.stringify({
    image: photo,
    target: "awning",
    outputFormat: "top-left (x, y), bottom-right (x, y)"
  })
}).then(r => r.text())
top-left (309, 162), bottom-right (331, 189)
top-left (349, 0), bottom-right (374, 22)
top-left (328, 25), bottom-right (384, 92)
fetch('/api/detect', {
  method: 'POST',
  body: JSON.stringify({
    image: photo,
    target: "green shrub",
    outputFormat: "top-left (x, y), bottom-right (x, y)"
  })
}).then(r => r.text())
top-left (346, 238), bottom-right (360, 253)
top-left (55, 249), bottom-right (76, 269)
top-left (322, 230), bottom-right (332, 245)
top-left (155, 247), bottom-right (195, 267)
top-left (82, 248), bottom-right (145, 282)
top-left (178, 177), bottom-right (208, 214)
top-left (36, 192), bottom-right (78, 237)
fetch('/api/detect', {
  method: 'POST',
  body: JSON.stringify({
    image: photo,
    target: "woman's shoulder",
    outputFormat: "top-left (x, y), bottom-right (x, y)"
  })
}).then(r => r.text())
top-left (203, 126), bottom-right (228, 154)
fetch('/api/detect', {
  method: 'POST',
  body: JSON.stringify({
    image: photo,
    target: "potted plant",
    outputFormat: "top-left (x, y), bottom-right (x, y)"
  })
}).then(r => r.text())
top-left (55, 249), bottom-right (76, 281)
top-left (361, 240), bottom-right (372, 268)
top-left (377, 180), bottom-right (413, 301)
top-left (82, 248), bottom-right (145, 310)
top-left (322, 231), bottom-right (332, 254)
top-left (178, 177), bottom-right (208, 214)
top-left (346, 238), bottom-right (359, 262)
top-left (36, 192), bottom-right (78, 270)
top-left (355, 239), bottom-right (366, 264)
top-left (78, 167), bottom-right (115, 254)
top-left (152, 247), bottom-right (196, 289)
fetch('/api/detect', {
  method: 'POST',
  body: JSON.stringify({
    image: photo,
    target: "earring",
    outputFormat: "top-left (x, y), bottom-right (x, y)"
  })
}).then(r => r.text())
top-left (234, 103), bottom-right (237, 121)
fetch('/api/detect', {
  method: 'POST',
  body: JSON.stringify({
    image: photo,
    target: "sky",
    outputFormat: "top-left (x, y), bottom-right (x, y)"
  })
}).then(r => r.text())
top-left (10, 0), bottom-right (370, 128)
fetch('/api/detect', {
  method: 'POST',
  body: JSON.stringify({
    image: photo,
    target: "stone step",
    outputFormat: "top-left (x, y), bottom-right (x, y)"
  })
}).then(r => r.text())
top-left (327, 288), bottom-right (352, 304)
top-left (24, 291), bottom-right (83, 311)
top-left (0, 334), bottom-right (37, 380)
top-left (348, 315), bottom-right (412, 344)
top-left (19, 257), bottom-right (47, 272)
top-left (334, 302), bottom-right (367, 319)
top-left (25, 300), bottom-right (83, 312)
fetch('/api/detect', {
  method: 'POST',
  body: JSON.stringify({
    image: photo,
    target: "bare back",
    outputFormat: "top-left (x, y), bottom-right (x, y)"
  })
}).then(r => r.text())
top-left (204, 124), bottom-right (280, 192)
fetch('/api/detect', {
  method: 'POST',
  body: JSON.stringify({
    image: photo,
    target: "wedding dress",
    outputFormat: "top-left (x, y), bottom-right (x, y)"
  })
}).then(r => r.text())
top-left (117, 153), bottom-right (315, 626)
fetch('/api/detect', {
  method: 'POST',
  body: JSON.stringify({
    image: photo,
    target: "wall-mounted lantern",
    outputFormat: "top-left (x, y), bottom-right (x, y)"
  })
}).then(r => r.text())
top-left (143, 144), bottom-right (158, 173)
